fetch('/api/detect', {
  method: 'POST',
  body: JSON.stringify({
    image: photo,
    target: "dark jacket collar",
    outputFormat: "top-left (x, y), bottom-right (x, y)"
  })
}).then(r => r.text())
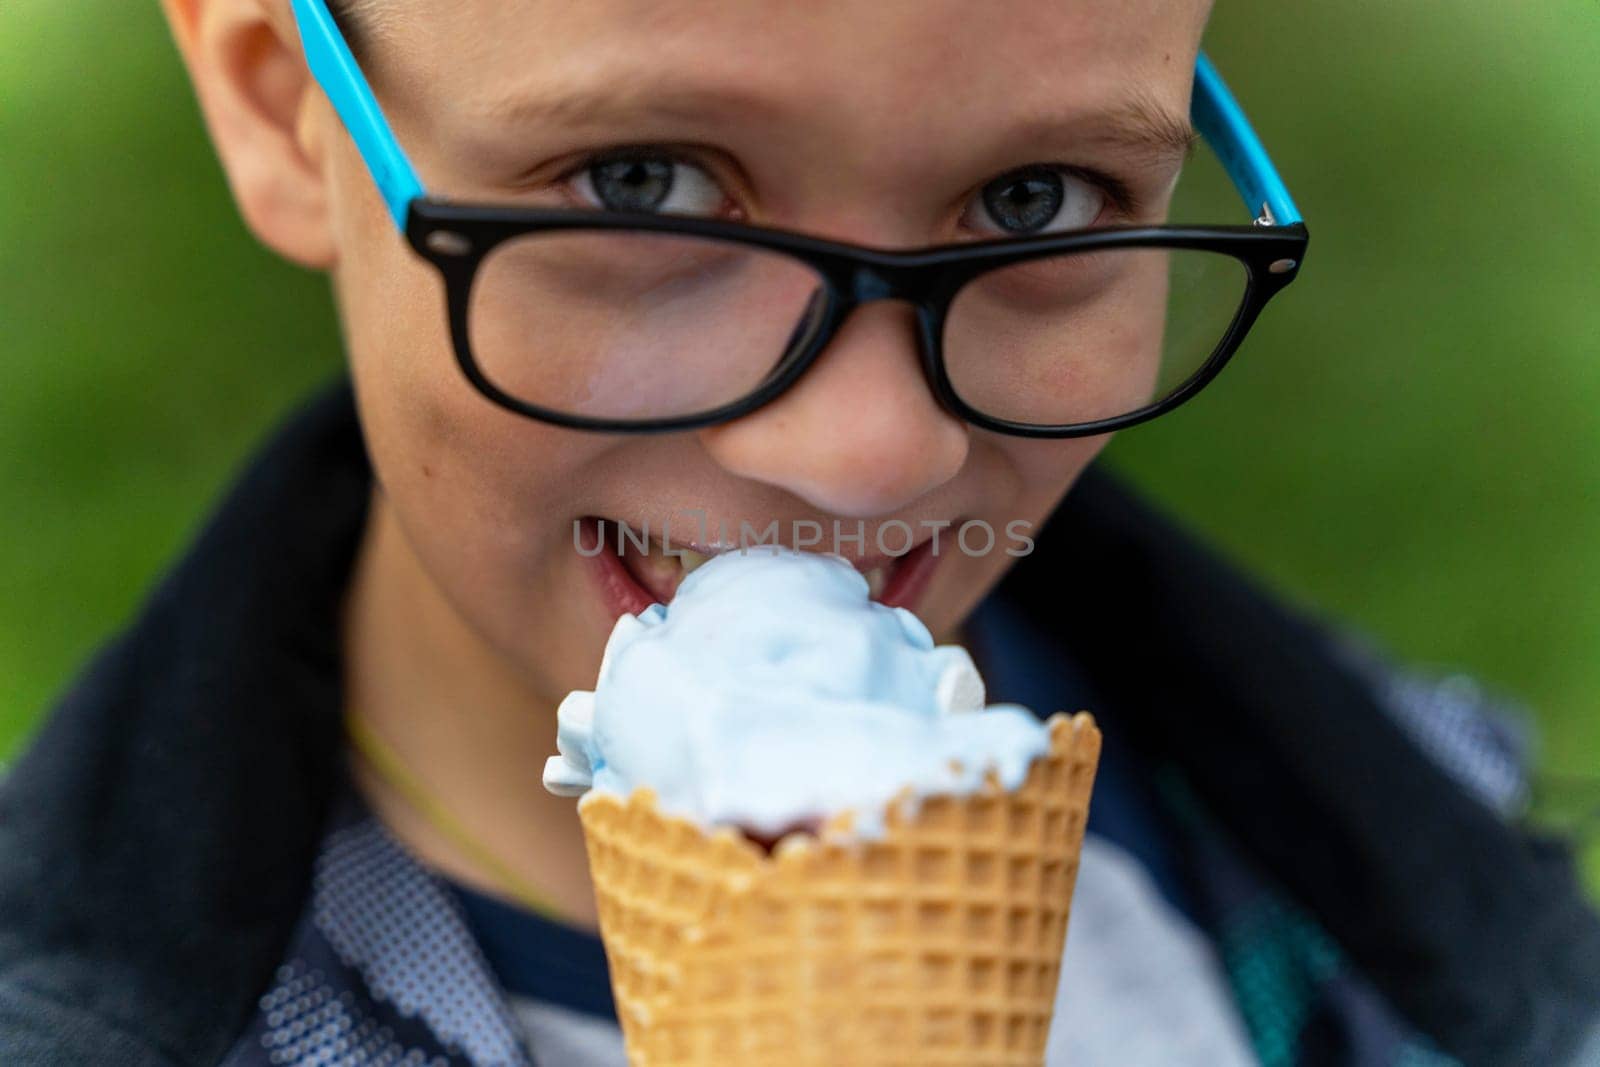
top-left (2, 376), bottom-right (1595, 1066)
top-left (0, 378), bottom-right (366, 1064)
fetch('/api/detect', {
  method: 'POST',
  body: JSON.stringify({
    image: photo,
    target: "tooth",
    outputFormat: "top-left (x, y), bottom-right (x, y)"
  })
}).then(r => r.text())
top-left (865, 566), bottom-right (888, 600)
top-left (629, 541), bottom-right (681, 595)
top-left (677, 548), bottom-right (711, 574)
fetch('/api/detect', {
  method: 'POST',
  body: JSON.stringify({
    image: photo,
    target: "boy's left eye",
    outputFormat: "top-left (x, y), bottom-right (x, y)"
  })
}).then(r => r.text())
top-left (961, 166), bottom-right (1109, 237)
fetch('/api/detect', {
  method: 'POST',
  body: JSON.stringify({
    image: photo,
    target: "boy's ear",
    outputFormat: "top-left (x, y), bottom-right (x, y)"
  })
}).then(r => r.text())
top-left (162, 0), bottom-right (336, 269)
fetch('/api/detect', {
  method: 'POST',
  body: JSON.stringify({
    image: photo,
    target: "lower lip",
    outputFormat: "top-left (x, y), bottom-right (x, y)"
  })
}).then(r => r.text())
top-left (877, 535), bottom-right (940, 612)
top-left (581, 516), bottom-right (946, 621)
top-left (582, 517), bottom-right (658, 619)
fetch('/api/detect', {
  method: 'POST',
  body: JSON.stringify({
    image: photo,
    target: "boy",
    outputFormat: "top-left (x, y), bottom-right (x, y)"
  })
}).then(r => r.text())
top-left (1, 1), bottom-right (1596, 1064)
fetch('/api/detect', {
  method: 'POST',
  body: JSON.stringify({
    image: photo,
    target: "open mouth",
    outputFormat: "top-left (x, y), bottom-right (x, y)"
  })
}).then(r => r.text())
top-left (580, 516), bottom-right (944, 618)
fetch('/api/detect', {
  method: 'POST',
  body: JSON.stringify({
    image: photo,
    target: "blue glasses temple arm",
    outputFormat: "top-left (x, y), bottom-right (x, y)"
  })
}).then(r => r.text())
top-left (290, 0), bottom-right (423, 226)
top-left (1192, 52), bottom-right (1302, 226)
top-left (291, 0), bottom-right (1301, 232)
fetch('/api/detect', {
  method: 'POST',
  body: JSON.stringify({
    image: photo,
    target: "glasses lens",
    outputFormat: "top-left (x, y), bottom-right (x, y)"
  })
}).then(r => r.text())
top-left (943, 247), bottom-right (1249, 428)
top-left (467, 230), bottom-right (828, 422)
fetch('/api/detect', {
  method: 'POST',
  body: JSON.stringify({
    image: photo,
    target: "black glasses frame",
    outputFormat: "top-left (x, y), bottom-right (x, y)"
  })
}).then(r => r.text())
top-left (406, 200), bottom-right (1308, 438)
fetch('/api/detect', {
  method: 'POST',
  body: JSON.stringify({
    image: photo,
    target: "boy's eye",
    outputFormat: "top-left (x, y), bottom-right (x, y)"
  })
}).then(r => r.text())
top-left (963, 166), bottom-right (1108, 237)
top-left (572, 152), bottom-right (728, 216)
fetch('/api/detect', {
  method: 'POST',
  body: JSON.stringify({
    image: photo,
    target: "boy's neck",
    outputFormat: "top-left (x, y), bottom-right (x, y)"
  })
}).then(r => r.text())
top-left (339, 488), bottom-right (599, 928)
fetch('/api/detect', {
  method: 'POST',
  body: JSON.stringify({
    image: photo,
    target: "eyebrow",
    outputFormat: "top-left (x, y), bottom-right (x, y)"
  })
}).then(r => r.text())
top-left (474, 80), bottom-right (1199, 167)
top-left (1087, 91), bottom-right (1201, 164)
top-left (475, 80), bottom-right (789, 133)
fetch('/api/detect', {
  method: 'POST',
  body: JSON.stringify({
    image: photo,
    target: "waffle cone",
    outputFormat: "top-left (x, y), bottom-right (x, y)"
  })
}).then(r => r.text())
top-left (578, 711), bottom-right (1101, 1067)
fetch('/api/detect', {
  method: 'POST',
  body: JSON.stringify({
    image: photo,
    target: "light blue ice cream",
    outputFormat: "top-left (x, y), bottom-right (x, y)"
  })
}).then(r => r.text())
top-left (543, 545), bottom-right (1050, 838)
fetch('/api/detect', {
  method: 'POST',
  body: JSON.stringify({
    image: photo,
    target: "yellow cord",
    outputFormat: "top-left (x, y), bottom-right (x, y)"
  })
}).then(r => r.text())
top-left (344, 712), bottom-right (566, 922)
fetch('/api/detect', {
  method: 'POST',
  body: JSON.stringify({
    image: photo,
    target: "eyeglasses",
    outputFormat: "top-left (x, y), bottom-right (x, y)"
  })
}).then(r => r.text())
top-left (291, 0), bottom-right (1308, 438)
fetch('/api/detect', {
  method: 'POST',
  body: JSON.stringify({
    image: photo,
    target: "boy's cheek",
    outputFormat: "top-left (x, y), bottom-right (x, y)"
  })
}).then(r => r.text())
top-left (343, 266), bottom-right (580, 539)
top-left (328, 184), bottom-right (586, 564)
top-left (1000, 435), bottom-right (1110, 506)
top-left (344, 309), bottom-right (618, 706)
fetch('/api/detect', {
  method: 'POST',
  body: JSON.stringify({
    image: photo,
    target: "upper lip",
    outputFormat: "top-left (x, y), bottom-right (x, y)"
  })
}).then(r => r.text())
top-left (589, 516), bottom-right (947, 570)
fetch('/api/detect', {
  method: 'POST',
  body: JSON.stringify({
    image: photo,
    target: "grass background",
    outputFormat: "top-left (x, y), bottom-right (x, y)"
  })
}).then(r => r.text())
top-left (2, 2), bottom-right (1596, 889)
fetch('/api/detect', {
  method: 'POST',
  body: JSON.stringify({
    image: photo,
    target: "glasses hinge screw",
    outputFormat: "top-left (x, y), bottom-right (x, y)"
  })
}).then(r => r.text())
top-left (425, 231), bottom-right (473, 257)
top-left (1253, 202), bottom-right (1278, 228)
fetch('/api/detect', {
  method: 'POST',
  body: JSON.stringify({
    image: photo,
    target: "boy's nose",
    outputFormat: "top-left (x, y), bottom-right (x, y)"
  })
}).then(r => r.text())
top-left (698, 301), bottom-right (970, 518)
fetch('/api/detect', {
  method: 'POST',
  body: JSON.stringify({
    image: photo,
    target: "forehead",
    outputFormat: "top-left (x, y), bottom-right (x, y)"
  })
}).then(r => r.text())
top-left (366, 0), bottom-right (1210, 149)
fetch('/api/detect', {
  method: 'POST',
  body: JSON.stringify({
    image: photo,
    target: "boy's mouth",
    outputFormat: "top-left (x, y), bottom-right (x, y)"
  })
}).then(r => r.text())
top-left (580, 516), bottom-right (944, 618)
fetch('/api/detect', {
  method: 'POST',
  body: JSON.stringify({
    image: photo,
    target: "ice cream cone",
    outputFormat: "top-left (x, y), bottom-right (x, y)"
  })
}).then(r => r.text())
top-left (578, 711), bottom-right (1102, 1067)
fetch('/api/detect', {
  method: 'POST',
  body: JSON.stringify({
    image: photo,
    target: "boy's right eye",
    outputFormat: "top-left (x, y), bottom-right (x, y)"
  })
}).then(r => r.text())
top-left (570, 150), bottom-right (731, 217)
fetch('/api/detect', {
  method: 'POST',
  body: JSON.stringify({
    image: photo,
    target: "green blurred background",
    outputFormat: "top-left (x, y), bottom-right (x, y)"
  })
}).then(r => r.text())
top-left (2, 2), bottom-right (1596, 889)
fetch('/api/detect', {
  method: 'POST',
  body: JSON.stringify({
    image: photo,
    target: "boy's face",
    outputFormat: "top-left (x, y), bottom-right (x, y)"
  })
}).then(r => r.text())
top-left (189, 0), bottom-right (1210, 709)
